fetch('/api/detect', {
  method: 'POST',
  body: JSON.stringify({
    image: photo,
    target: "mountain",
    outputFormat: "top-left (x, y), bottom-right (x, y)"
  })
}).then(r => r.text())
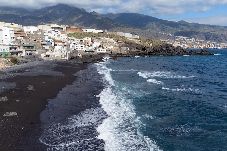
top-left (105, 13), bottom-right (227, 42)
top-left (0, 6), bottom-right (30, 15)
top-left (0, 4), bottom-right (227, 42)
top-left (0, 4), bottom-right (120, 29)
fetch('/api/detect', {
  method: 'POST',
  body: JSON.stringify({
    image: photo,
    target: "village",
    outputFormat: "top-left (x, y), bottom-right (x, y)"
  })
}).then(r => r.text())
top-left (0, 21), bottom-right (224, 69)
top-left (163, 36), bottom-right (227, 49)
top-left (0, 21), bottom-right (142, 68)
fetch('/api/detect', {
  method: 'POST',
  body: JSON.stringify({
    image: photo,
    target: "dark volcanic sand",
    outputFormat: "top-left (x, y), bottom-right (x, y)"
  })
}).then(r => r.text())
top-left (0, 61), bottom-right (104, 151)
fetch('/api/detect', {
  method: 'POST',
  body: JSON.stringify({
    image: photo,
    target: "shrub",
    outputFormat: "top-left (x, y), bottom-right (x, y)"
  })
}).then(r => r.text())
top-left (10, 57), bottom-right (18, 65)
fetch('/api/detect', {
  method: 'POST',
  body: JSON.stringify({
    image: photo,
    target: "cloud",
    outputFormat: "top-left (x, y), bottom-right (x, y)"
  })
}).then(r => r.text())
top-left (0, 0), bottom-right (226, 14)
top-left (0, 0), bottom-right (227, 25)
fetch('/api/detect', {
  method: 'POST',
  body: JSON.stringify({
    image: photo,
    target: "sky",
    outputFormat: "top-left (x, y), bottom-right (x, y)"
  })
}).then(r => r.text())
top-left (0, 0), bottom-right (227, 26)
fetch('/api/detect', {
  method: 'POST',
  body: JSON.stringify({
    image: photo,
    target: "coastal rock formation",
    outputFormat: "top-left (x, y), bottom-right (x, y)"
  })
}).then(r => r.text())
top-left (120, 43), bottom-right (213, 57)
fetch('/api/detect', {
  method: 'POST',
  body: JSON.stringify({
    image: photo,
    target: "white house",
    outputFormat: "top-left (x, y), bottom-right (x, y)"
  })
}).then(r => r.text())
top-left (44, 30), bottom-right (68, 42)
top-left (23, 26), bottom-right (39, 34)
top-left (53, 45), bottom-right (70, 59)
top-left (0, 27), bottom-right (15, 45)
top-left (96, 48), bottom-right (107, 53)
top-left (92, 42), bottom-right (101, 49)
top-left (0, 45), bottom-right (10, 53)
top-left (116, 32), bottom-right (140, 39)
top-left (82, 29), bottom-right (104, 33)
top-left (75, 44), bottom-right (85, 51)
top-left (38, 24), bottom-right (52, 31)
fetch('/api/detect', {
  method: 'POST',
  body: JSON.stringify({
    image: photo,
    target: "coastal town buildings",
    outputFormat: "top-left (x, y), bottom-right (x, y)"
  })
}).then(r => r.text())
top-left (163, 36), bottom-right (227, 49)
top-left (0, 21), bottom-right (226, 60)
top-left (116, 32), bottom-right (140, 39)
top-left (0, 27), bottom-right (16, 45)
top-left (82, 29), bottom-right (104, 33)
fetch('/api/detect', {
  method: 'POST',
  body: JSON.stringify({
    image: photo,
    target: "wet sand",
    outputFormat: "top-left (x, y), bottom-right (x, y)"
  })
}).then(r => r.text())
top-left (0, 61), bottom-right (90, 150)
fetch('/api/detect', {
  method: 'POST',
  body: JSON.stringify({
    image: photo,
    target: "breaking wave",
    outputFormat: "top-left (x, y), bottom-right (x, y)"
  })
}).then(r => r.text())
top-left (138, 71), bottom-right (195, 79)
top-left (214, 53), bottom-right (222, 56)
top-left (96, 61), bottom-right (162, 151)
top-left (162, 87), bottom-right (201, 93)
top-left (147, 79), bottom-right (164, 85)
top-left (39, 108), bottom-right (106, 150)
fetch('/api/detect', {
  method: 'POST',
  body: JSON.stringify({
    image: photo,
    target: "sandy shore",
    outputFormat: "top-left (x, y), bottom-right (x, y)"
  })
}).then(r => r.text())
top-left (0, 61), bottom-right (90, 150)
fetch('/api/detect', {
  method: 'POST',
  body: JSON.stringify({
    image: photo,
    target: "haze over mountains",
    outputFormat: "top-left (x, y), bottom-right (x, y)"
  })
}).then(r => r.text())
top-left (0, 4), bottom-right (227, 42)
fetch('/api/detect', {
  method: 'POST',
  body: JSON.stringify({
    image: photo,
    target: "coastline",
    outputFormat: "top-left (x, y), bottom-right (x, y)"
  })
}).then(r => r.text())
top-left (39, 63), bottom-right (107, 150)
top-left (0, 60), bottom-right (95, 150)
top-left (0, 50), bottom-right (221, 150)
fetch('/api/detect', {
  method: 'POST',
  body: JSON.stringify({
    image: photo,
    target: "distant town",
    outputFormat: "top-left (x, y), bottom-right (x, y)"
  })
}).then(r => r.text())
top-left (0, 21), bottom-right (225, 69)
top-left (162, 35), bottom-right (227, 49)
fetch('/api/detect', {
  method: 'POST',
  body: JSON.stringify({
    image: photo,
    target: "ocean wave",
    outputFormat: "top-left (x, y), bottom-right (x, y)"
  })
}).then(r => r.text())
top-left (162, 124), bottom-right (202, 136)
top-left (112, 69), bottom-right (138, 72)
top-left (39, 107), bottom-right (107, 150)
top-left (96, 62), bottom-right (162, 151)
top-left (162, 87), bottom-right (200, 93)
top-left (147, 79), bottom-right (164, 85)
top-left (138, 71), bottom-right (195, 79)
top-left (142, 114), bottom-right (155, 120)
top-left (96, 62), bottom-right (115, 86)
top-left (214, 53), bottom-right (222, 56)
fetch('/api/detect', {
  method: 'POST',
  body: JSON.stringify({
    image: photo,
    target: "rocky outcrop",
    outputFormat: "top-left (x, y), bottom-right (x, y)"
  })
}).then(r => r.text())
top-left (120, 43), bottom-right (213, 57)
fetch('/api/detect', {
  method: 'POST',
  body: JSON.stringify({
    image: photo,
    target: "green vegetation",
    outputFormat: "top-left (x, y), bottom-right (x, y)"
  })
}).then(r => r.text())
top-left (9, 57), bottom-right (18, 65)
top-left (68, 32), bottom-right (165, 48)
top-left (68, 32), bottom-right (104, 39)
top-left (68, 32), bottom-right (134, 43)
top-left (0, 52), bottom-right (11, 58)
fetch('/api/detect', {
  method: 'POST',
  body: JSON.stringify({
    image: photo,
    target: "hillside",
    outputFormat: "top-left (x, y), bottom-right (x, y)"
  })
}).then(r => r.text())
top-left (105, 13), bottom-right (227, 42)
top-left (0, 4), bottom-right (227, 42)
top-left (0, 4), bottom-right (120, 29)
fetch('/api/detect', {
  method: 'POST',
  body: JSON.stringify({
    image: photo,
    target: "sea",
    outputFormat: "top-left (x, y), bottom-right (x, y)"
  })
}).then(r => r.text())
top-left (96, 49), bottom-right (227, 151)
top-left (40, 49), bottom-right (227, 151)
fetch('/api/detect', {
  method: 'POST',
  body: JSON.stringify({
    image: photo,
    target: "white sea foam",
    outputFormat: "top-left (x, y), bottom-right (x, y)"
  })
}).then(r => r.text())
top-left (147, 79), bottom-right (164, 85)
top-left (214, 53), bottom-right (222, 56)
top-left (143, 114), bottom-right (155, 120)
top-left (138, 71), bottom-right (195, 79)
top-left (162, 87), bottom-right (200, 93)
top-left (112, 69), bottom-right (138, 72)
top-left (39, 107), bottom-right (106, 150)
top-left (96, 62), bottom-right (115, 86)
top-left (96, 61), bottom-right (162, 151)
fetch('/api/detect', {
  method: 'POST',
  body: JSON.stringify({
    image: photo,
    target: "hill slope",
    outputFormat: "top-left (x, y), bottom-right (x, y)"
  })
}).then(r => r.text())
top-left (0, 4), bottom-right (120, 29)
top-left (105, 13), bottom-right (227, 42)
top-left (0, 4), bottom-right (227, 42)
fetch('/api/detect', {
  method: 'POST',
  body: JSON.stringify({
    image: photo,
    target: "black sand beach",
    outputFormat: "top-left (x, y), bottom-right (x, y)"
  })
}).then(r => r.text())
top-left (0, 61), bottom-right (105, 151)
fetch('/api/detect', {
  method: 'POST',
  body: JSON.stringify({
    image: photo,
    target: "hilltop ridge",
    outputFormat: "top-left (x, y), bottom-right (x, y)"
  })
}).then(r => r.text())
top-left (0, 4), bottom-right (227, 42)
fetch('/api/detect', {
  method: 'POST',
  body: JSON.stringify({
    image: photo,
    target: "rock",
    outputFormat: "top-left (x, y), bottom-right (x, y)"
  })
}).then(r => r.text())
top-left (3, 112), bottom-right (18, 117)
top-left (27, 85), bottom-right (35, 91)
top-left (0, 96), bottom-right (8, 102)
top-left (188, 49), bottom-right (213, 55)
top-left (121, 42), bottom-right (213, 56)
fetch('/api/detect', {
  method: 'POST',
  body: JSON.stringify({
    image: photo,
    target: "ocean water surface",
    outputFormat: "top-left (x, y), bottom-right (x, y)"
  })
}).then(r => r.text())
top-left (96, 49), bottom-right (227, 151)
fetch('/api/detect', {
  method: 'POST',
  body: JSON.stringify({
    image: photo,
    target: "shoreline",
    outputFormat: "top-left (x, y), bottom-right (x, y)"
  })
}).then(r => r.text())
top-left (0, 51), bottom-right (222, 150)
top-left (39, 63), bottom-right (107, 150)
top-left (0, 61), bottom-right (89, 150)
